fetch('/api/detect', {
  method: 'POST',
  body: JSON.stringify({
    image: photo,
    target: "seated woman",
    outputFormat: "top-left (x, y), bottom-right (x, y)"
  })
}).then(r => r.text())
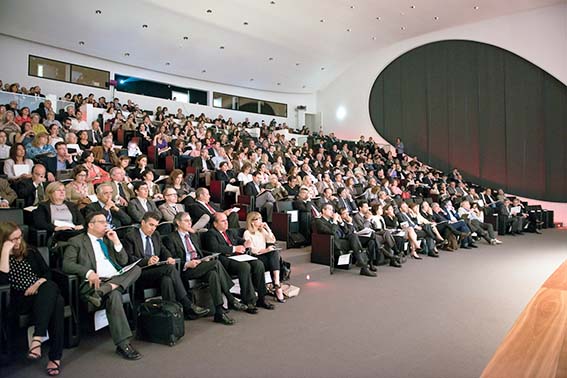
top-left (65, 166), bottom-right (95, 209)
top-left (3, 143), bottom-right (34, 180)
top-left (129, 154), bottom-right (148, 181)
top-left (383, 204), bottom-right (421, 260)
top-left (34, 181), bottom-right (85, 243)
top-left (26, 132), bottom-right (56, 159)
top-left (165, 169), bottom-right (195, 207)
top-left (77, 130), bottom-right (92, 150)
top-left (0, 222), bottom-right (64, 376)
top-left (243, 212), bottom-right (285, 303)
top-left (81, 150), bottom-right (110, 185)
top-left (237, 162), bottom-right (253, 186)
top-left (141, 169), bottom-right (164, 200)
top-left (369, 204), bottom-right (403, 267)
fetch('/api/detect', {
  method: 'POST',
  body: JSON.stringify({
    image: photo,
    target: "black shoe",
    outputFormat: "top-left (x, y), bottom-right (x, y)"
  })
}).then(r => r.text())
top-left (360, 267), bottom-right (377, 277)
top-left (185, 304), bottom-right (210, 320)
top-left (470, 244), bottom-right (478, 248)
top-left (257, 301), bottom-right (275, 310)
top-left (229, 301), bottom-right (248, 312)
top-left (389, 259), bottom-right (402, 268)
top-left (86, 291), bottom-right (102, 308)
top-left (461, 245), bottom-right (472, 249)
top-left (428, 252), bottom-right (439, 257)
top-left (214, 313), bottom-right (236, 325)
top-left (116, 343), bottom-right (142, 360)
top-left (245, 306), bottom-right (259, 314)
top-left (369, 264), bottom-right (377, 272)
top-left (535, 230), bottom-right (542, 234)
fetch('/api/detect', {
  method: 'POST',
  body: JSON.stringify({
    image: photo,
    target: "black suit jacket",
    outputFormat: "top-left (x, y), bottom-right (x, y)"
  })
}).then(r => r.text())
top-left (163, 232), bottom-right (207, 264)
top-left (313, 217), bottom-right (338, 236)
top-left (122, 228), bottom-right (172, 267)
top-left (187, 201), bottom-right (218, 224)
top-left (33, 201), bottom-right (84, 235)
top-left (190, 157), bottom-right (214, 171)
top-left (84, 202), bottom-right (132, 228)
top-left (293, 199), bottom-right (319, 214)
top-left (215, 170), bottom-right (236, 183)
top-left (244, 181), bottom-right (261, 197)
top-left (203, 228), bottom-right (243, 257)
top-left (13, 178), bottom-right (46, 207)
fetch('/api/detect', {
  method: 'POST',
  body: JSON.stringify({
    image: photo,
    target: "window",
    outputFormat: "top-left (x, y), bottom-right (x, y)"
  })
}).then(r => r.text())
top-left (115, 74), bottom-right (208, 105)
top-left (28, 55), bottom-right (109, 89)
top-left (212, 92), bottom-right (287, 117)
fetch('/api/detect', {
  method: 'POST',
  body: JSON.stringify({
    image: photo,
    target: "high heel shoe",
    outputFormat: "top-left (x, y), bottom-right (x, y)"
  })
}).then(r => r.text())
top-left (411, 252), bottom-right (422, 260)
top-left (274, 285), bottom-right (286, 303)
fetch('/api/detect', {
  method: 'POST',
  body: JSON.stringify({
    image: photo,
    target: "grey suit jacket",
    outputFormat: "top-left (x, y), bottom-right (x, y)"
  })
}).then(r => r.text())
top-left (63, 233), bottom-right (128, 279)
top-left (158, 203), bottom-right (185, 222)
top-left (127, 197), bottom-right (161, 223)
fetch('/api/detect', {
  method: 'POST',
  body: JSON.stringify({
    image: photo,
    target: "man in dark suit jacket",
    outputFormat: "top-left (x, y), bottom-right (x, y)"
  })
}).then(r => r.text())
top-left (317, 188), bottom-right (338, 210)
top-left (292, 187), bottom-right (320, 243)
top-left (84, 182), bottom-right (132, 228)
top-left (204, 212), bottom-right (275, 312)
top-left (313, 203), bottom-right (376, 277)
top-left (63, 211), bottom-right (142, 360)
top-left (336, 187), bottom-right (357, 214)
top-left (163, 212), bottom-right (248, 325)
top-left (244, 171), bottom-right (276, 222)
top-left (188, 187), bottom-right (239, 230)
top-left (13, 163), bottom-right (48, 207)
top-left (190, 148), bottom-right (215, 186)
top-left (122, 211), bottom-right (209, 320)
top-left (127, 182), bottom-right (161, 223)
top-left (499, 198), bottom-right (522, 234)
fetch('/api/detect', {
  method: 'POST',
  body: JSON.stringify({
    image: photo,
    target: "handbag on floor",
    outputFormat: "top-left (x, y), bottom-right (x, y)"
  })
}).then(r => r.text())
top-left (280, 258), bottom-right (291, 281)
top-left (137, 299), bottom-right (185, 346)
top-left (281, 283), bottom-right (300, 298)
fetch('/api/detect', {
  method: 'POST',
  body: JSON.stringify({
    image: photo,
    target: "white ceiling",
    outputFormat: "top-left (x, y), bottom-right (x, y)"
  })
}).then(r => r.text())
top-left (0, 0), bottom-right (561, 94)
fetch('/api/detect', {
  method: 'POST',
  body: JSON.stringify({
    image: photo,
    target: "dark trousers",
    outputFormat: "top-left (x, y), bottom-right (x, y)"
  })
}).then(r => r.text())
top-left (181, 260), bottom-right (235, 310)
top-left (81, 266), bottom-right (141, 346)
top-left (10, 280), bottom-right (64, 360)
top-left (335, 234), bottom-right (369, 266)
top-left (256, 250), bottom-right (280, 273)
top-left (219, 255), bottom-right (266, 306)
top-left (138, 264), bottom-right (189, 305)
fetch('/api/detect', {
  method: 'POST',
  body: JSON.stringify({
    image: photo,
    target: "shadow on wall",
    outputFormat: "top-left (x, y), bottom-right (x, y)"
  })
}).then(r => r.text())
top-left (368, 39), bottom-right (567, 203)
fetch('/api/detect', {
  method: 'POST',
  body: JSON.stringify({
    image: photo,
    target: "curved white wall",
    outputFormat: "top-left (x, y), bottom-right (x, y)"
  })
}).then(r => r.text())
top-left (317, 3), bottom-right (567, 142)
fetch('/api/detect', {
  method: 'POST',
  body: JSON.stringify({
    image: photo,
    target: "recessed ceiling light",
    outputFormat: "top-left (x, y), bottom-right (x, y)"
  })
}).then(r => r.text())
top-left (346, 28), bottom-right (351, 32)
top-left (400, 12), bottom-right (405, 16)
top-left (142, 24), bottom-right (148, 28)
top-left (350, 5), bottom-right (355, 9)
top-left (219, 46), bottom-right (225, 49)
top-left (124, 52), bottom-right (130, 56)
top-left (401, 26), bottom-right (406, 30)
top-left (165, 62), bottom-right (171, 66)
top-left (320, 19), bottom-right (325, 23)
top-left (270, 1), bottom-right (276, 4)
top-left (206, 9), bottom-right (213, 13)
top-left (410, 5), bottom-right (416, 9)
top-left (243, 21), bottom-right (249, 25)
top-left (321, 67), bottom-right (325, 71)
top-left (201, 69), bottom-right (207, 73)
top-left (78, 41), bottom-right (85, 45)
top-left (302, 85), bottom-right (306, 88)
top-left (268, 57), bottom-right (274, 61)
top-left (371, 36), bottom-right (376, 40)
top-left (295, 63), bottom-right (301, 66)
top-left (434, 16), bottom-right (439, 20)
top-left (95, 10), bottom-right (102, 14)
top-left (183, 36), bottom-right (189, 40)
top-left (473, 6), bottom-right (479, 10)
top-left (376, 16), bottom-right (381, 21)
top-left (250, 78), bottom-right (254, 81)
top-left (276, 82), bottom-right (281, 86)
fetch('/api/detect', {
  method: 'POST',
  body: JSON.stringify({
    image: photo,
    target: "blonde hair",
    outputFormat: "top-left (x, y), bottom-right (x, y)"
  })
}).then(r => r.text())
top-left (245, 211), bottom-right (262, 233)
top-left (45, 181), bottom-right (65, 202)
top-left (31, 131), bottom-right (49, 147)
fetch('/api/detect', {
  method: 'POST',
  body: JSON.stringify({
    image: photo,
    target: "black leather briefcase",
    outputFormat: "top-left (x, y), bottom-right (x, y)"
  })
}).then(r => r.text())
top-left (136, 299), bottom-right (185, 346)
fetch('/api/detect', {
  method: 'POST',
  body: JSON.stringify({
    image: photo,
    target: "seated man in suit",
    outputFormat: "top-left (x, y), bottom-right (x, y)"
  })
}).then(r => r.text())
top-left (190, 147), bottom-right (215, 186)
top-left (12, 163), bottom-right (47, 207)
top-left (159, 187), bottom-right (186, 222)
top-left (244, 171), bottom-right (277, 223)
top-left (512, 197), bottom-right (540, 233)
top-left (127, 181), bottom-right (162, 223)
top-left (54, 142), bottom-right (77, 173)
top-left (63, 211), bottom-right (143, 360)
top-left (164, 212), bottom-right (249, 325)
top-left (431, 202), bottom-right (473, 249)
top-left (317, 187), bottom-right (338, 210)
top-left (292, 187), bottom-right (320, 243)
top-left (337, 207), bottom-right (378, 272)
top-left (336, 187), bottom-right (357, 214)
top-left (264, 174), bottom-right (288, 201)
top-left (500, 198), bottom-right (523, 235)
top-left (214, 161), bottom-right (241, 199)
top-left (313, 204), bottom-right (376, 277)
top-left (0, 177), bottom-right (17, 207)
top-left (122, 211), bottom-right (209, 320)
top-left (84, 182), bottom-right (132, 229)
top-left (110, 167), bottom-right (134, 206)
top-left (204, 212), bottom-right (275, 313)
top-left (188, 187), bottom-right (239, 231)
top-left (92, 136), bottom-right (120, 166)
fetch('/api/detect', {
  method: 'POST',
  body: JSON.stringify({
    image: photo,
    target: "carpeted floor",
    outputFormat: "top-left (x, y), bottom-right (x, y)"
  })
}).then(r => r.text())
top-left (2, 229), bottom-right (566, 378)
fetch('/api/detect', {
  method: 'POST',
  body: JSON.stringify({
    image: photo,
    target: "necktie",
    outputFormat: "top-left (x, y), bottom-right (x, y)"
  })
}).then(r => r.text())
top-left (144, 235), bottom-right (153, 257)
top-left (184, 234), bottom-right (197, 260)
top-left (97, 239), bottom-right (121, 270)
top-left (310, 203), bottom-right (320, 218)
top-left (118, 183), bottom-right (125, 199)
top-left (221, 231), bottom-right (232, 246)
top-left (205, 202), bottom-right (216, 214)
top-left (172, 205), bottom-right (178, 214)
top-left (35, 184), bottom-right (44, 205)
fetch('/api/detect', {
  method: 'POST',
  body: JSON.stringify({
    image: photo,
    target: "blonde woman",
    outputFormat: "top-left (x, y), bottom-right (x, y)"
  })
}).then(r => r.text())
top-left (243, 212), bottom-right (285, 303)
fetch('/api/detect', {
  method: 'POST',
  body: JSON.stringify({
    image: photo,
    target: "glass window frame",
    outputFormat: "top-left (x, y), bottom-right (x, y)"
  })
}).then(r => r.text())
top-left (212, 91), bottom-right (287, 117)
top-left (28, 54), bottom-right (110, 90)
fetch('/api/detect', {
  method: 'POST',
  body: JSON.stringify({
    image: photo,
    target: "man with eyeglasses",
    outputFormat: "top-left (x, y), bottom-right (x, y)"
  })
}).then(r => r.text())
top-left (84, 182), bottom-right (132, 228)
top-left (158, 187), bottom-right (185, 222)
top-left (63, 211), bottom-right (143, 360)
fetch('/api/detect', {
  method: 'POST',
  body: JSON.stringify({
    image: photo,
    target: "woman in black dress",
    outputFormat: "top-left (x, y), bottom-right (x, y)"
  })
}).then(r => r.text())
top-left (0, 222), bottom-right (64, 375)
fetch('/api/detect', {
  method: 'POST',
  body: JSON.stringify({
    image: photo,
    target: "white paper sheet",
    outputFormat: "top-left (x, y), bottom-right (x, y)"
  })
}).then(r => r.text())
top-left (337, 253), bottom-right (351, 266)
top-left (94, 310), bottom-right (109, 331)
top-left (13, 164), bottom-right (31, 176)
top-left (229, 254), bottom-right (258, 262)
